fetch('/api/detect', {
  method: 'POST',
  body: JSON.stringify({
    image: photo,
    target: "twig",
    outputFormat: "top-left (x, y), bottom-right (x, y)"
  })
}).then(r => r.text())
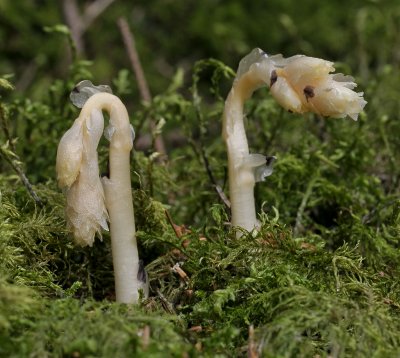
top-left (117, 17), bottom-right (151, 102)
top-left (199, 145), bottom-right (231, 209)
top-left (0, 147), bottom-right (42, 205)
top-left (165, 210), bottom-right (183, 239)
top-left (61, 0), bottom-right (85, 55)
top-left (81, 0), bottom-right (117, 33)
top-left (0, 105), bottom-right (16, 153)
top-left (61, 0), bottom-right (116, 55)
top-left (140, 325), bottom-right (151, 350)
top-left (247, 325), bottom-right (258, 358)
top-left (0, 106), bottom-right (42, 205)
top-left (172, 262), bottom-right (189, 282)
top-left (188, 326), bottom-right (202, 332)
top-left (117, 17), bottom-right (167, 157)
top-left (293, 177), bottom-right (317, 236)
top-left (156, 289), bottom-right (175, 314)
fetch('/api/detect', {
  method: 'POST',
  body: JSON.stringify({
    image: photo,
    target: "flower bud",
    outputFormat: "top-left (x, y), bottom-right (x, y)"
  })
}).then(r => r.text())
top-left (56, 121), bottom-right (84, 188)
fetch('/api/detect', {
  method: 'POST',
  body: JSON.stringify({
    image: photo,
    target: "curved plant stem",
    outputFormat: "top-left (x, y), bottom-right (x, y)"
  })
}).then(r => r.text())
top-left (223, 73), bottom-right (266, 231)
top-left (79, 93), bottom-right (139, 303)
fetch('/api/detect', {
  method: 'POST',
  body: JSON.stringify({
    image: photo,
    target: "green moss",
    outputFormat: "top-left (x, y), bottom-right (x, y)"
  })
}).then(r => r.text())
top-left (2, 297), bottom-right (192, 357)
top-left (1, 3), bottom-right (400, 354)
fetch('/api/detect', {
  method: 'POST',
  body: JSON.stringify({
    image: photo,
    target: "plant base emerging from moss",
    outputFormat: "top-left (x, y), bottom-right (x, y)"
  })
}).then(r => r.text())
top-left (57, 88), bottom-right (147, 304)
top-left (223, 48), bottom-right (366, 232)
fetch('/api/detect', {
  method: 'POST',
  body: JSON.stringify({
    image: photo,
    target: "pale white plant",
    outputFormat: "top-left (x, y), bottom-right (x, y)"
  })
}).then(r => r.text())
top-left (56, 81), bottom-right (147, 303)
top-left (223, 48), bottom-right (367, 232)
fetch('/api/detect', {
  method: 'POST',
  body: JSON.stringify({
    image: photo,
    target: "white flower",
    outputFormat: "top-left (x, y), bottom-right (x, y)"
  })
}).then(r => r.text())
top-left (268, 54), bottom-right (367, 120)
top-left (234, 49), bottom-right (367, 120)
top-left (56, 121), bottom-right (84, 188)
top-left (65, 162), bottom-right (108, 247)
top-left (56, 109), bottom-right (109, 246)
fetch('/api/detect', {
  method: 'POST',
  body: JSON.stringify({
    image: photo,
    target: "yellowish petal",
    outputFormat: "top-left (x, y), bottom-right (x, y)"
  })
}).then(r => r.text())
top-left (306, 80), bottom-right (367, 120)
top-left (65, 163), bottom-right (109, 247)
top-left (269, 76), bottom-right (305, 113)
top-left (56, 121), bottom-right (83, 188)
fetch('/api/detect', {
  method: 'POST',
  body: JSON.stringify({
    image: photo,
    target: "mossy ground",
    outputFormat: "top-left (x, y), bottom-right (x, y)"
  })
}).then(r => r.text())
top-left (2, 1), bottom-right (400, 357)
top-left (2, 57), bottom-right (400, 357)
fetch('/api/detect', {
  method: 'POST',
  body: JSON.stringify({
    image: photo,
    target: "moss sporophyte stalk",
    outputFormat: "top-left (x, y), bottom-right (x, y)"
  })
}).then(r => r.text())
top-left (56, 81), bottom-right (147, 304)
top-left (223, 48), bottom-right (367, 233)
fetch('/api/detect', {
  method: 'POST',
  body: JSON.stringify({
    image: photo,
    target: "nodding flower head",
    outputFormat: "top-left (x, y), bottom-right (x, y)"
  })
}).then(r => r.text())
top-left (56, 109), bottom-right (109, 247)
top-left (269, 54), bottom-right (367, 120)
top-left (236, 49), bottom-right (367, 121)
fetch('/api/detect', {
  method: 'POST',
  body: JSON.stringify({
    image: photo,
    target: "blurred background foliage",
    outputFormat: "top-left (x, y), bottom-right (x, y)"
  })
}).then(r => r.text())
top-left (2, 0), bottom-right (400, 356)
top-left (1, 0), bottom-right (400, 96)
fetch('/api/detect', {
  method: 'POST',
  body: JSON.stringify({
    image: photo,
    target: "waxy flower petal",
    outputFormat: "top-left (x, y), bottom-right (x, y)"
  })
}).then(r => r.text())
top-left (57, 109), bottom-right (109, 246)
top-left (56, 121), bottom-right (84, 188)
top-left (268, 54), bottom-right (367, 120)
top-left (269, 75), bottom-right (305, 113)
top-left (235, 49), bottom-right (367, 120)
top-left (65, 164), bottom-right (108, 247)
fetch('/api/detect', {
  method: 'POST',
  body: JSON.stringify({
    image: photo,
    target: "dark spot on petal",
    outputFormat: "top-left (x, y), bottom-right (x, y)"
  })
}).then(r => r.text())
top-left (303, 85), bottom-right (315, 101)
top-left (288, 110), bottom-right (293, 113)
top-left (72, 86), bottom-right (79, 93)
top-left (270, 70), bottom-right (278, 87)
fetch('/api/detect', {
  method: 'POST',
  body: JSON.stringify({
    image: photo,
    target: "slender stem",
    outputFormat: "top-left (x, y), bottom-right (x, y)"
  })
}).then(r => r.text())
top-left (80, 93), bottom-right (139, 303)
top-left (103, 153), bottom-right (138, 303)
top-left (222, 73), bottom-right (265, 231)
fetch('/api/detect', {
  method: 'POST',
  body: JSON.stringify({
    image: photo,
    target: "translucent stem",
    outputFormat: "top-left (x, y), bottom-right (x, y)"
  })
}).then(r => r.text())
top-left (80, 93), bottom-right (139, 303)
top-left (223, 76), bottom-right (261, 232)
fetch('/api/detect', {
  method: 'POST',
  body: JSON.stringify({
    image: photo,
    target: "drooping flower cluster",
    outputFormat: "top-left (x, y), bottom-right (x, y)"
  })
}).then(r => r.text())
top-left (223, 49), bottom-right (367, 232)
top-left (236, 48), bottom-right (367, 120)
top-left (56, 109), bottom-right (108, 246)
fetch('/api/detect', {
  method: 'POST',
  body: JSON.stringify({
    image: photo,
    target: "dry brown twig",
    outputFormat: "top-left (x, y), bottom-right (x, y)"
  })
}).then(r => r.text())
top-left (62, 0), bottom-right (84, 54)
top-left (171, 262), bottom-right (189, 282)
top-left (165, 209), bottom-right (191, 239)
top-left (188, 326), bottom-right (202, 332)
top-left (61, 0), bottom-right (117, 55)
top-left (117, 17), bottom-right (151, 103)
top-left (140, 325), bottom-right (151, 350)
top-left (247, 324), bottom-right (258, 358)
top-left (117, 17), bottom-right (167, 157)
top-left (82, 0), bottom-right (116, 32)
